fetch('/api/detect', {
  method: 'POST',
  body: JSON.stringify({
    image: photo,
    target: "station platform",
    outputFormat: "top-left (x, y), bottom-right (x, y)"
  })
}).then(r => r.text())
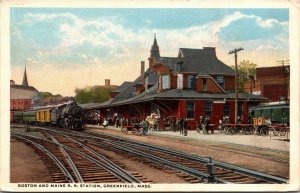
top-left (86, 125), bottom-right (290, 152)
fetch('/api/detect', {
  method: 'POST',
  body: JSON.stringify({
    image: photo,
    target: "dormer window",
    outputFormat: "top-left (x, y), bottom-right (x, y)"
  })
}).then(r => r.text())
top-left (203, 79), bottom-right (207, 91)
top-left (188, 75), bottom-right (195, 89)
top-left (162, 74), bottom-right (170, 89)
top-left (216, 75), bottom-right (224, 88)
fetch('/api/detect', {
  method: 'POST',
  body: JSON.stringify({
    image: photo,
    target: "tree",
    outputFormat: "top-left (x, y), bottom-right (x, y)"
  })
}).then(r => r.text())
top-left (232, 60), bottom-right (257, 92)
top-left (32, 92), bottom-right (73, 106)
top-left (75, 86), bottom-right (114, 104)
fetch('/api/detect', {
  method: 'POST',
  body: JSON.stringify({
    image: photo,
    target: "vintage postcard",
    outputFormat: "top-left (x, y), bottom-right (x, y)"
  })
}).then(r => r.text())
top-left (1, 0), bottom-right (299, 192)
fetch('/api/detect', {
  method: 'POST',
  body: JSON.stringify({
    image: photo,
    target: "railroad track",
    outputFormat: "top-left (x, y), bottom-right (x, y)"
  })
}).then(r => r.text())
top-left (148, 131), bottom-right (289, 164)
top-left (14, 125), bottom-right (288, 184)
top-left (82, 130), bottom-right (288, 184)
top-left (11, 130), bottom-right (146, 183)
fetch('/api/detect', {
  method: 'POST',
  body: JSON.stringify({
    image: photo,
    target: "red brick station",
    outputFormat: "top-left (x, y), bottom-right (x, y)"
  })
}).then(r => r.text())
top-left (81, 36), bottom-right (266, 129)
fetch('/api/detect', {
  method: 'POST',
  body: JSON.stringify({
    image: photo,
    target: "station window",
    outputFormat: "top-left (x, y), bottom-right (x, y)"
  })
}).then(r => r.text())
top-left (216, 76), bottom-right (224, 88)
top-left (224, 102), bottom-right (230, 117)
top-left (162, 75), bottom-right (170, 89)
top-left (238, 101), bottom-right (243, 116)
top-left (187, 101), bottom-right (195, 119)
top-left (203, 79), bottom-right (207, 91)
top-left (205, 101), bottom-right (212, 117)
top-left (188, 75), bottom-right (195, 89)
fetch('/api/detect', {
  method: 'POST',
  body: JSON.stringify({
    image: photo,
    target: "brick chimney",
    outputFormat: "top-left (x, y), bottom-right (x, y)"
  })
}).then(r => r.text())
top-left (141, 61), bottom-right (145, 77)
top-left (105, 79), bottom-right (110, 86)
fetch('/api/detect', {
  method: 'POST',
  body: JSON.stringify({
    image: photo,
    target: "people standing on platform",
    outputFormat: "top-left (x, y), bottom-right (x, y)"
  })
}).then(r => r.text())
top-left (103, 118), bottom-right (108, 128)
top-left (183, 117), bottom-right (188, 136)
top-left (203, 116), bottom-right (210, 135)
top-left (175, 118), bottom-right (179, 132)
top-left (172, 118), bottom-right (176, 132)
top-left (141, 119), bottom-right (149, 135)
top-left (198, 116), bottom-right (204, 133)
top-left (179, 118), bottom-right (184, 135)
top-left (116, 117), bottom-right (120, 128)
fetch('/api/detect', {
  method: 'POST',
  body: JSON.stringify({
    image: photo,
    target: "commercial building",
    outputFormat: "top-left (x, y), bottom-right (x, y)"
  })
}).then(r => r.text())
top-left (244, 65), bottom-right (290, 103)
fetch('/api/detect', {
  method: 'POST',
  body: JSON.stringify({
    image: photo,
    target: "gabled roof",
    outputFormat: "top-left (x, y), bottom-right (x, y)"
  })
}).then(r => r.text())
top-left (156, 57), bottom-right (180, 70)
top-left (136, 69), bottom-right (158, 85)
top-left (11, 84), bottom-right (38, 92)
top-left (110, 81), bottom-right (136, 103)
top-left (112, 81), bottom-right (132, 93)
top-left (178, 47), bottom-right (235, 75)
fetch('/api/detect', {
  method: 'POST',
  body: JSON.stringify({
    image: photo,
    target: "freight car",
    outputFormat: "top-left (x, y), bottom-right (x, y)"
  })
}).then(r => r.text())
top-left (252, 104), bottom-right (289, 125)
top-left (11, 101), bottom-right (83, 131)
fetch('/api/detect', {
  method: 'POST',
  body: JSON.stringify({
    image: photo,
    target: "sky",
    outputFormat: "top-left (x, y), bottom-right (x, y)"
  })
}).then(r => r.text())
top-left (10, 8), bottom-right (289, 96)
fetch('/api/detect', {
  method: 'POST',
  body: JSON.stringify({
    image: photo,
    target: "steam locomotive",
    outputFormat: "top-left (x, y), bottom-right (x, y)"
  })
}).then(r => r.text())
top-left (11, 101), bottom-right (83, 131)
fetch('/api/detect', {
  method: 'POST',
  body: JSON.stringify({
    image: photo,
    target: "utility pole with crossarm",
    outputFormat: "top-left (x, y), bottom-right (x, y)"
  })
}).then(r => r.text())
top-left (276, 60), bottom-right (290, 104)
top-left (228, 48), bottom-right (244, 124)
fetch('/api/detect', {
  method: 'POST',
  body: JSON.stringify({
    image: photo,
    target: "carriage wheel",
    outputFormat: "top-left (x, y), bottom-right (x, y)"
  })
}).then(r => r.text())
top-left (248, 127), bottom-right (255, 135)
top-left (225, 127), bottom-right (233, 135)
top-left (131, 128), bottom-right (136, 135)
top-left (223, 126), bottom-right (229, 135)
top-left (229, 127), bottom-right (235, 135)
top-left (280, 128), bottom-right (286, 136)
top-left (218, 125), bottom-right (224, 133)
top-left (260, 127), bottom-right (269, 136)
top-left (273, 128), bottom-right (279, 136)
top-left (124, 128), bottom-right (128, 135)
top-left (242, 127), bottom-right (247, 135)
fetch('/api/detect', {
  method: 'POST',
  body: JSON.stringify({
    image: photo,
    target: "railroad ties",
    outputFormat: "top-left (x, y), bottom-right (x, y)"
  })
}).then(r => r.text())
top-left (81, 130), bottom-right (288, 184)
top-left (11, 129), bottom-right (150, 183)
top-left (11, 126), bottom-right (288, 184)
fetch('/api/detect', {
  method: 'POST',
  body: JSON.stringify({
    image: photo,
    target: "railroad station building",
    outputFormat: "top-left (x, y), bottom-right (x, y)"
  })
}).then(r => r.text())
top-left (82, 36), bottom-right (266, 129)
top-left (10, 66), bottom-right (39, 110)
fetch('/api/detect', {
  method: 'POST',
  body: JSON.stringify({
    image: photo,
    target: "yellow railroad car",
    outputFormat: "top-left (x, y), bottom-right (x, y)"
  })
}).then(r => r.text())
top-left (36, 108), bottom-right (52, 123)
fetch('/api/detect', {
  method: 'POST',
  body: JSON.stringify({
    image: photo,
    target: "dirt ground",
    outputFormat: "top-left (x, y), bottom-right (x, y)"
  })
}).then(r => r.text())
top-left (10, 139), bottom-right (53, 183)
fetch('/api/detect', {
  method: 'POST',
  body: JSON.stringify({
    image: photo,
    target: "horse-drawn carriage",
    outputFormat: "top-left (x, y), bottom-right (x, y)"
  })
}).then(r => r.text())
top-left (120, 118), bottom-right (144, 135)
top-left (145, 113), bottom-right (160, 131)
top-left (214, 116), bottom-right (289, 136)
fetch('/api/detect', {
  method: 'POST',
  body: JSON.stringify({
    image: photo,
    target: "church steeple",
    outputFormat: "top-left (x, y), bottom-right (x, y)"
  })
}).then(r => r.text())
top-left (22, 65), bottom-right (29, 87)
top-left (150, 33), bottom-right (160, 60)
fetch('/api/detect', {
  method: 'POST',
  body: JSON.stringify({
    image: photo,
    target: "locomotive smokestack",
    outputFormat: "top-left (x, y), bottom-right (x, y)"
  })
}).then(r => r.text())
top-left (105, 79), bottom-right (110, 86)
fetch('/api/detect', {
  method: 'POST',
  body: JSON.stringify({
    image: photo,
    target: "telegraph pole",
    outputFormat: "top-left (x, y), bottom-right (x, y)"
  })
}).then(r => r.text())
top-left (228, 48), bottom-right (244, 124)
top-left (276, 60), bottom-right (290, 104)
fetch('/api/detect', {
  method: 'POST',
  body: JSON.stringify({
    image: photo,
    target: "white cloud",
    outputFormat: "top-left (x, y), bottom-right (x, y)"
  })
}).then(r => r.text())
top-left (212, 11), bottom-right (245, 34)
top-left (12, 11), bottom-right (289, 96)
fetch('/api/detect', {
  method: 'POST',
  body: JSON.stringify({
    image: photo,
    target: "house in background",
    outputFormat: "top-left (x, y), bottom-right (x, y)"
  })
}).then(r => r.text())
top-left (10, 66), bottom-right (39, 110)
